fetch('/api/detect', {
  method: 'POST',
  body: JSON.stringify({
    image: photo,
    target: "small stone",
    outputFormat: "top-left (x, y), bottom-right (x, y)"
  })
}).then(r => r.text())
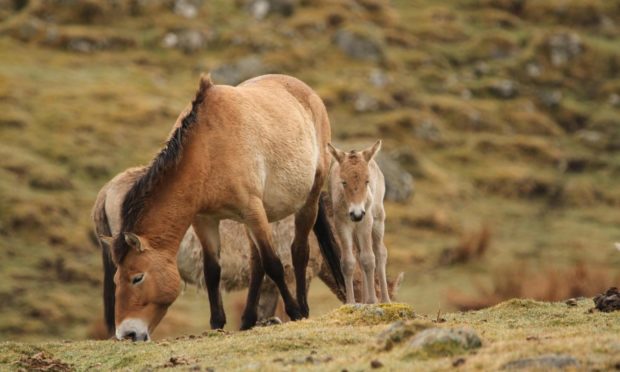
top-left (565, 298), bottom-right (578, 307)
top-left (333, 29), bottom-right (384, 62)
top-left (370, 359), bottom-right (383, 368)
top-left (452, 357), bottom-right (466, 367)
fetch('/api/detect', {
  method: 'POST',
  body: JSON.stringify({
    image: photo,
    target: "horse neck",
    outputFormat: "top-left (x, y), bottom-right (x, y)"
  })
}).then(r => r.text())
top-left (135, 158), bottom-right (206, 255)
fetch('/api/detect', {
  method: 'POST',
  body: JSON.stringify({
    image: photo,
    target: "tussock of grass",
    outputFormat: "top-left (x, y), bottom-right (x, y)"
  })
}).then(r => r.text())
top-left (324, 303), bottom-right (416, 325)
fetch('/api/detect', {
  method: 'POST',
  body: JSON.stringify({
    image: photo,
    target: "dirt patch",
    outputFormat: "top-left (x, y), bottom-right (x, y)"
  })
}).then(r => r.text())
top-left (17, 351), bottom-right (72, 372)
top-left (593, 287), bottom-right (620, 312)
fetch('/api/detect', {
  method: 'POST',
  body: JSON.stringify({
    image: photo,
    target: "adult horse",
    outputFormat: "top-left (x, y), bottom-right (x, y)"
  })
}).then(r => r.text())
top-left (102, 74), bottom-right (343, 341)
top-left (93, 166), bottom-right (403, 337)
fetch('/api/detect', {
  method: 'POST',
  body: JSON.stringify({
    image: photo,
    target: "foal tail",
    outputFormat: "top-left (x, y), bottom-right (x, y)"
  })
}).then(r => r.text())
top-left (313, 192), bottom-right (346, 299)
top-left (92, 188), bottom-right (116, 338)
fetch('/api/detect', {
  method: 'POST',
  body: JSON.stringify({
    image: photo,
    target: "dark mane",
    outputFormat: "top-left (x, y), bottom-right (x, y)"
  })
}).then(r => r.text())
top-left (112, 74), bottom-right (213, 264)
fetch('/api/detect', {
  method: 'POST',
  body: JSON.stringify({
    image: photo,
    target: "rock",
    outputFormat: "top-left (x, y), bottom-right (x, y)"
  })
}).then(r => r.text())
top-left (501, 354), bottom-right (579, 370)
top-left (211, 56), bottom-right (269, 85)
top-left (370, 359), bottom-right (383, 368)
top-left (333, 29), bottom-right (384, 62)
top-left (489, 79), bottom-right (518, 99)
top-left (375, 153), bottom-right (414, 203)
top-left (593, 287), bottom-right (620, 312)
top-left (353, 92), bottom-right (380, 113)
top-left (246, 0), bottom-right (298, 20)
top-left (547, 32), bottom-right (582, 67)
top-left (375, 320), bottom-right (431, 351)
top-left (173, 0), bottom-right (199, 19)
top-left (407, 328), bottom-right (482, 357)
top-left (369, 69), bottom-right (390, 87)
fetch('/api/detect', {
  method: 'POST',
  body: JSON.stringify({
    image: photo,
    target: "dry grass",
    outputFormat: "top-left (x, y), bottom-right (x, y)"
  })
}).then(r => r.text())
top-left (438, 225), bottom-right (491, 266)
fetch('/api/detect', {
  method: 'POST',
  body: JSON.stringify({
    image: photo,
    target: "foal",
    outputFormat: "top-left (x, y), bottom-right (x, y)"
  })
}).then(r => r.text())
top-left (328, 140), bottom-right (390, 304)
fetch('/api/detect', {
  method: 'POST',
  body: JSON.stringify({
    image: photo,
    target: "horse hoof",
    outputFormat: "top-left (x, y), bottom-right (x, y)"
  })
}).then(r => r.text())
top-left (210, 319), bottom-right (226, 330)
top-left (240, 315), bottom-right (257, 330)
top-left (300, 304), bottom-right (309, 318)
top-left (286, 307), bottom-right (303, 321)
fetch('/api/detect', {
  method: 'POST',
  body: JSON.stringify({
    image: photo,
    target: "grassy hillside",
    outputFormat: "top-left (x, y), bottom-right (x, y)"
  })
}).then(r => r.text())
top-left (2, 299), bottom-right (619, 371)
top-left (0, 0), bottom-right (619, 342)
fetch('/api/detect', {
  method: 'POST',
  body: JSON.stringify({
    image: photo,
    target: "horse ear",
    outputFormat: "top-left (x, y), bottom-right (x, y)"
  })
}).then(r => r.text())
top-left (124, 232), bottom-right (144, 252)
top-left (99, 235), bottom-right (114, 249)
top-left (327, 143), bottom-right (345, 163)
top-left (363, 140), bottom-right (382, 162)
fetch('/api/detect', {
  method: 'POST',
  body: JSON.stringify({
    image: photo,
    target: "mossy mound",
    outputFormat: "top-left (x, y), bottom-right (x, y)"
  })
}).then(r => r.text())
top-left (325, 303), bottom-right (416, 325)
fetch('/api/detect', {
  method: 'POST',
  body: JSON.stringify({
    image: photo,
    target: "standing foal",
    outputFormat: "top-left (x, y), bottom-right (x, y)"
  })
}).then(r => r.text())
top-left (327, 140), bottom-right (390, 304)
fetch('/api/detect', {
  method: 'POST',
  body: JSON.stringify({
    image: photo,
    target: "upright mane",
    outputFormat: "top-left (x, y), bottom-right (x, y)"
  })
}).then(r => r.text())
top-left (113, 74), bottom-right (213, 264)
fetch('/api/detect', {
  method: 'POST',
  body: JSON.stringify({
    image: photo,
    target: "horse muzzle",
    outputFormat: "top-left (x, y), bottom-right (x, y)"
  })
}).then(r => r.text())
top-left (116, 318), bottom-right (151, 342)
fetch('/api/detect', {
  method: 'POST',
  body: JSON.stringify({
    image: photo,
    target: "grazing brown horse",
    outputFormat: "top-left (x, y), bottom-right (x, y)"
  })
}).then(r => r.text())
top-left (328, 140), bottom-right (390, 304)
top-left (93, 167), bottom-right (403, 337)
top-left (100, 74), bottom-right (343, 341)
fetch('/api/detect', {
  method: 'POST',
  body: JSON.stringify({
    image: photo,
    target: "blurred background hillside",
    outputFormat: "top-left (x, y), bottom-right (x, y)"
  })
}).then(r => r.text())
top-left (0, 0), bottom-right (619, 341)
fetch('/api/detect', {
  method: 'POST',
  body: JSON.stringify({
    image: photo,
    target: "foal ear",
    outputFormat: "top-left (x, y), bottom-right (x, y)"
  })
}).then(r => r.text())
top-left (363, 140), bottom-right (382, 162)
top-left (327, 143), bottom-right (345, 163)
top-left (124, 232), bottom-right (144, 252)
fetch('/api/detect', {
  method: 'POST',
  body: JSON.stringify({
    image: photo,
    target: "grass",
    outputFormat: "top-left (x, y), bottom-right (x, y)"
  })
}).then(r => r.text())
top-left (2, 299), bottom-right (619, 371)
top-left (0, 0), bottom-right (619, 346)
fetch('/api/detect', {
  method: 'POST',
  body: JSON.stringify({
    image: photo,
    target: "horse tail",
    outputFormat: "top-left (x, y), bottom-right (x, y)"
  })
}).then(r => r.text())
top-left (92, 187), bottom-right (116, 338)
top-left (313, 191), bottom-right (346, 299)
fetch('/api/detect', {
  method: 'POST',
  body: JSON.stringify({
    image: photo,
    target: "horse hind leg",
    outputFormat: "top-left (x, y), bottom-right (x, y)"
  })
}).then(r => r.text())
top-left (245, 197), bottom-right (302, 323)
top-left (240, 235), bottom-right (265, 330)
top-left (291, 171), bottom-right (327, 317)
top-left (193, 216), bottom-right (226, 329)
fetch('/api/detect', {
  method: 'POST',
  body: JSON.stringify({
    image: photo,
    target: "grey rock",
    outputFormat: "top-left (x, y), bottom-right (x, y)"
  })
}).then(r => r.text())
top-left (246, 0), bottom-right (298, 20)
top-left (502, 354), bottom-right (579, 370)
top-left (376, 320), bottom-right (430, 351)
top-left (547, 32), bottom-right (582, 67)
top-left (353, 92), bottom-right (380, 113)
top-left (173, 0), bottom-right (199, 19)
top-left (333, 29), bottom-right (384, 62)
top-left (375, 153), bottom-right (414, 203)
top-left (211, 56), bottom-right (269, 85)
top-left (490, 79), bottom-right (518, 99)
top-left (369, 69), bottom-right (390, 88)
top-left (408, 328), bottom-right (482, 355)
top-left (161, 29), bottom-right (207, 54)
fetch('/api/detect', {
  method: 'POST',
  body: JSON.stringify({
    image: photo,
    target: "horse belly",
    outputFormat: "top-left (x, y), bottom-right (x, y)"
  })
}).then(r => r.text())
top-left (262, 159), bottom-right (315, 222)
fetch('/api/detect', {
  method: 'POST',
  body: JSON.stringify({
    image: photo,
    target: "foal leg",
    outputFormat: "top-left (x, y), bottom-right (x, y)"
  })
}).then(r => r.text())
top-left (240, 236), bottom-right (265, 330)
top-left (372, 213), bottom-right (390, 303)
top-left (245, 198), bottom-right (302, 322)
top-left (358, 219), bottom-right (378, 304)
top-left (336, 222), bottom-right (356, 304)
top-left (193, 216), bottom-right (226, 329)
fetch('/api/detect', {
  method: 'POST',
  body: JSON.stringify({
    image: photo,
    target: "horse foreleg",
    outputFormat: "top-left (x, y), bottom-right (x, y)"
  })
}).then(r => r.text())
top-left (193, 216), bottom-right (226, 329)
top-left (336, 224), bottom-right (356, 304)
top-left (372, 216), bottom-right (390, 303)
top-left (358, 220), bottom-right (378, 304)
top-left (245, 198), bottom-right (302, 322)
top-left (240, 236), bottom-right (265, 330)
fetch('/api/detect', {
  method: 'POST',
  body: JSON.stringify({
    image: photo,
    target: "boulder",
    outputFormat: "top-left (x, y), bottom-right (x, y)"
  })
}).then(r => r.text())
top-left (211, 56), bottom-right (270, 85)
top-left (407, 328), bottom-right (482, 357)
top-left (375, 153), bottom-right (414, 203)
top-left (333, 28), bottom-right (384, 62)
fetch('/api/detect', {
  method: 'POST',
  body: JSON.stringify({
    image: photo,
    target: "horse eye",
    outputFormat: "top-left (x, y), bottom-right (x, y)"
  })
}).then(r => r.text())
top-left (131, 273), bottom-right (145, 285)
top-left (365, 180), bottom-right (369, 185)
top-left (341, 181), bottom-right (347, 186)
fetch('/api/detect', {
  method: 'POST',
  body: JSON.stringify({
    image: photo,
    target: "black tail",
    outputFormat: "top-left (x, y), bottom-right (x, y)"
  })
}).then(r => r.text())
top-left (313, 192), bottom-right (346, 299)
top-left (95, 202), bottom-right (116, 337)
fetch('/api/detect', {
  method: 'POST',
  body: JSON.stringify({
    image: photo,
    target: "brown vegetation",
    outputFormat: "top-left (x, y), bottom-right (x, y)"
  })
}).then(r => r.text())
top-left (447, 262), bottom-right (619, 310)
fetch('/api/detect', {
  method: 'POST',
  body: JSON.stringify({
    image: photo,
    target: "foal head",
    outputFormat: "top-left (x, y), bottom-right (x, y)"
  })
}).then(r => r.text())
top-left (103, 233), bottom-right (181, 341)
top-left (328, 140), bottom-right (381, 222)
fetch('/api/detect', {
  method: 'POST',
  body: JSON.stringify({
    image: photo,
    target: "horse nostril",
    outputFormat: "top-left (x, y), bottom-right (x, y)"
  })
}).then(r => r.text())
top-left (125, 331), bottom-right (137, 341)
top-left (361, 210), bottom-right (366, 216)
